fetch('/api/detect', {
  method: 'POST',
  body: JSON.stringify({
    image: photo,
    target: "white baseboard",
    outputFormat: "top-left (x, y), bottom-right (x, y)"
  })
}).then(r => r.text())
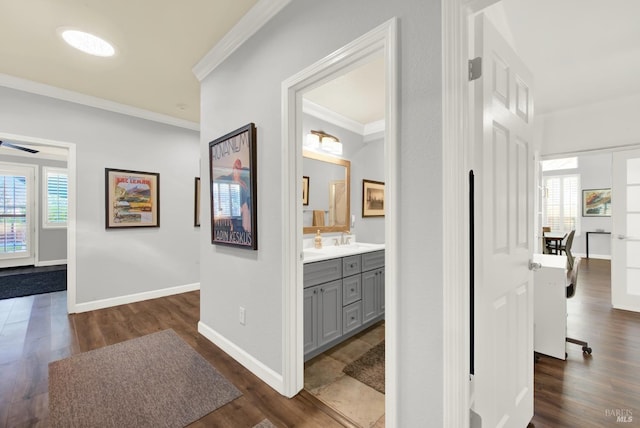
top-left (575, 253), bottom-right (611, 260)
top-left (36, 259), bottom-right (67, 267)
top-left (198, 320), bottom-right (284, 395)
top-left (73, 282), bottom-right (200, 313)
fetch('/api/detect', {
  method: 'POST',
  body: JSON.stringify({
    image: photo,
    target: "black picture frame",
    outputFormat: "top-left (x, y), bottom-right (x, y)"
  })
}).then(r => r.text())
top-left (302, 176), bottom-right (309, 206)
top-left (362, 179), bottom-right (385, 217)
top-left (209, 123), bottom-right (258, 250)
top-left (105, 168), bottom-right (160, 229)
top-left (194, 177), bottom-right (201, 227)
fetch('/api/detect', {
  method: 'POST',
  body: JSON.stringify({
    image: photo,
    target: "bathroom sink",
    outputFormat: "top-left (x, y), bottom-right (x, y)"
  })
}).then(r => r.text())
top-left (303, 242), bottom-right (385, 262)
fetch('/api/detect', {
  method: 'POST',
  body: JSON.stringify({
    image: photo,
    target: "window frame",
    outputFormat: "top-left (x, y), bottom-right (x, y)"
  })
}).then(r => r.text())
top-left (42, 166), bottom-right (68, 229)
top-left (542, 173), bottom-right (581, 236)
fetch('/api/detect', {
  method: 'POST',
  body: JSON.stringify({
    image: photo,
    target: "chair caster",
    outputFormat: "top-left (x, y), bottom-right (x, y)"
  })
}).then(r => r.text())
top-left (582, 346), bottom-right (592, 354)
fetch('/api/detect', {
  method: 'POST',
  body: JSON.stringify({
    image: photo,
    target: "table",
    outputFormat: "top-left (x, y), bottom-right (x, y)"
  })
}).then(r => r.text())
top-left (543, 232), bottom-right (567, 255)
top-left (533, 253), bottom-right (568, 360)
top-left (585, 231), bottom-right (611, 258)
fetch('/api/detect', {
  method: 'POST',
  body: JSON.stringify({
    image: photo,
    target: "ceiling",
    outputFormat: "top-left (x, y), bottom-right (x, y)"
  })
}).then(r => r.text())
top-left (1, 0), bottom-right (639, 129)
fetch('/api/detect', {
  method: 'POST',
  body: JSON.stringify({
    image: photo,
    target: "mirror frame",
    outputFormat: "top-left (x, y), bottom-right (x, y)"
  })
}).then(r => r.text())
top-left (303, 150), bottom-right (351, 234)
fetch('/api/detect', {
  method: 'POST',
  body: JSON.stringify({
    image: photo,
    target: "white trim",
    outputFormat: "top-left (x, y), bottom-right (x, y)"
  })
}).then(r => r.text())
top-left (192, 0), bottom-right (293, 81)
top-left (198, 321), bottom-right (284, 393)
top-left (73, 282), bottom-right (200, 313)
top-left (364, 119), bottom-right (386, 138)
top-left (36, 259), bottom-right (67, 267)
top-left (281, 18), bottom-right (398, 422)
top-left (0, 73), bottom-right (199, 131)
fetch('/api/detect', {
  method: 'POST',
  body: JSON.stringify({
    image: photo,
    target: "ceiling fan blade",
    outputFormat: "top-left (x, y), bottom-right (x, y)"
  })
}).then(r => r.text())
top-left (0, 141), bottom-right (39, 154)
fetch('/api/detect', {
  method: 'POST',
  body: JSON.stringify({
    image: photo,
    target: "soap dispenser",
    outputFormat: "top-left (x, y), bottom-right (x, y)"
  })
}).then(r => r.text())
top-left (314, 230), bottom-right (323, 249)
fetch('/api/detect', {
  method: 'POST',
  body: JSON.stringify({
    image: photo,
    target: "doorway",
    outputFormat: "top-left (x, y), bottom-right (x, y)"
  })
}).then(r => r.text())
top-left (281, 18), bottom-right (398, 422)
top-left (0, 132), bottom-right (76, 310)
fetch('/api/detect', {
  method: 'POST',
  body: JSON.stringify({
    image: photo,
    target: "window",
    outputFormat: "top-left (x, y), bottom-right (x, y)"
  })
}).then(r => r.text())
top-left (543, 174), bottom-right (580, 235)
top-left (43, 167), bottom-right (68, 228)
top-left (541, 156), bottom-right (578, 171)
top-left (0, 174), bottom-right (28, 254)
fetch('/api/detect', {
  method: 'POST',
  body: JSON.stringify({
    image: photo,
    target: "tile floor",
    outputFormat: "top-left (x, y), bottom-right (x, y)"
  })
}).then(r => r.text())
top-left (304, 322), bottom-right (385, 428)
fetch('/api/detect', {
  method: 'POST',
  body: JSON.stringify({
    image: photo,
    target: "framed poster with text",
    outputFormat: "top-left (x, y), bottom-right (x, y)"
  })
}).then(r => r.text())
top-left (105, 168), bottom-right (160, 228)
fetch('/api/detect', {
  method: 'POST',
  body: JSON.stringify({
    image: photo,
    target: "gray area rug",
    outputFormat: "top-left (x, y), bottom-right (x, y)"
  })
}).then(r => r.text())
top-left (342, 341), bottom-right (385, 394)
top-left (253, 419), bottom-right (277, 428)
top-left (49, 329), bottom-right (241, 428)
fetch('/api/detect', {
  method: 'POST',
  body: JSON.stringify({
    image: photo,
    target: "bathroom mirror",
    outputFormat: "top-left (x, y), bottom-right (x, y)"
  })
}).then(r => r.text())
top-left (303, 150), bottom-right (350, 234)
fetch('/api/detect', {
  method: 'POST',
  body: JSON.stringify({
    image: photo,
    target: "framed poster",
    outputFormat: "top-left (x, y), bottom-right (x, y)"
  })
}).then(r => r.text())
top-left (302, 176), bottom-right (309, 205)
top-left (194, 177), bottom-right (201, 227)
top-left (209, 123), bottom-right (257, 249)
top-left (105, 168), bottom-right (159, 228)
top-left (583, 188), bottom-right (611, 217)
top-left (362, 179), bottom-right (385, 217)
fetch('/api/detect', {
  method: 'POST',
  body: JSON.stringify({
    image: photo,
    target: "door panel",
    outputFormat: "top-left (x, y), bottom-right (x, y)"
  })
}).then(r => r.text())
top-left (612, 149), bottom-right (640, 311)
top-left (473, 14), bottom-right (534, 428)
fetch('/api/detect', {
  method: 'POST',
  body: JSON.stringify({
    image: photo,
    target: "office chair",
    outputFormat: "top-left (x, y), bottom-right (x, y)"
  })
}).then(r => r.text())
top-left (565, 257), bottom-right (592, 355)
top-left (560, 230), bottom-right (576, 269)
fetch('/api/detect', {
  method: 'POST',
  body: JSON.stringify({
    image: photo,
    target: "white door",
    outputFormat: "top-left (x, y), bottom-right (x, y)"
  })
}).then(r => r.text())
top-left (612, 149), bottom-right (640, 312)
top-left (0, 164), bottom-right (35, 267)
top-left (472, 14), bottom-right (534, 428)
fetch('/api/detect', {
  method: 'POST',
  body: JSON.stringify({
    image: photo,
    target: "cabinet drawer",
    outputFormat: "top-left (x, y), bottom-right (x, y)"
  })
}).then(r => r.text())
top-left (342, 255), bottom-right (362, 277)
top-left (304, 258), bottom-right (342, 288)
top-left (343, 301), bottom-right (362, 334)
top-left (362, 250), bottom-right (385, 271)
top-left (342, 275), bottom-right (362, 306)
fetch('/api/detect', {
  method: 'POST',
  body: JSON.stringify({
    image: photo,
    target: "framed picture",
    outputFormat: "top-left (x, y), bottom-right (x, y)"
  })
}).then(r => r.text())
top-left (362, 179), bottom-right (385, 217)
top-left (194, 177), bottom-right (201, 227)
top-left (302, 176), bottom-right (309, 206)
top-left (583, 188), bottom-right (611, 217)
top-left (105, 168), bottom-right (160, 228)
top-left (209, 123), bottom-right (258, 250)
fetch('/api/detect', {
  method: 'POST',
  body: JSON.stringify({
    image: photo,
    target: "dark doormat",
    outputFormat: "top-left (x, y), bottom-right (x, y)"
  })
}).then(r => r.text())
top-left (342, 340), bottom-right (385, 394)
top-left (0, 268), bottom-right (67, 300)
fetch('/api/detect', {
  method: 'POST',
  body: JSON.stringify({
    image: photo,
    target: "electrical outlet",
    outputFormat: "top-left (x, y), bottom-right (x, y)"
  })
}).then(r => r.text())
top-left (239, 306), bottom-right (246, 325)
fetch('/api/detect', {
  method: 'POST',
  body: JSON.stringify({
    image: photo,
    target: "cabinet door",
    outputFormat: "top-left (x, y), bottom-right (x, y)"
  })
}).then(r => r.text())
top-left (303, 287), bottom-right (319, 354)
top-left (319, 280), bottom-right (342, 346)
top-left (377, 268), bottom-right (385, 315)
top-left (362, 270), bottom-right (378, 323)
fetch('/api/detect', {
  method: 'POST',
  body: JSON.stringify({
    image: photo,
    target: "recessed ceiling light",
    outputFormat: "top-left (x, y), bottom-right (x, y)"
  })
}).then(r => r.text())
top-left (60, 29), bottom-right (115, 57)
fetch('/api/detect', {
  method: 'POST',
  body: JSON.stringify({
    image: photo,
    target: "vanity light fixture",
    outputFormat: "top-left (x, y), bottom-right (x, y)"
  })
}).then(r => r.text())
top-left (60, 29), bottom-right (115, 57)
top-left (304, 130), bottom-right (342, 156)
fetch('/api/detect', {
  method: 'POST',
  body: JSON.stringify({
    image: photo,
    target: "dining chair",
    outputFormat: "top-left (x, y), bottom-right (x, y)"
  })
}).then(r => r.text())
top-left (560, 230), bottom-right (576, 269)
top-left (542, 226), bottom-right (552, 254)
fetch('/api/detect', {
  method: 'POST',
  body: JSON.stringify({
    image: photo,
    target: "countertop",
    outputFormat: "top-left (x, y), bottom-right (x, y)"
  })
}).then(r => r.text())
top-left (303, 243), bottom-right (385, 263)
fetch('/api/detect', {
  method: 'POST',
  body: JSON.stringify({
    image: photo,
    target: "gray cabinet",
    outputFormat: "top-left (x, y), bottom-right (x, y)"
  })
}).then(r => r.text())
top-left (304, 249), bottom-right (385, 360)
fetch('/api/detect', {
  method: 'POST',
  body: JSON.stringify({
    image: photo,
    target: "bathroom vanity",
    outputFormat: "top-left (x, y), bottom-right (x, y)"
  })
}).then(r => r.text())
top-left (303, 244), bottom-right (385, 361)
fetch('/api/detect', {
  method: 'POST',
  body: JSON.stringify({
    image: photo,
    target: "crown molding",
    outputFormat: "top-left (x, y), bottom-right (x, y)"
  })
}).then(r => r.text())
top-left (0, 73), bottom-right (199, 131)
top-left (303, 99), bottom-right (385, 140)
top-left (193, 0), bottom-right (292, 81)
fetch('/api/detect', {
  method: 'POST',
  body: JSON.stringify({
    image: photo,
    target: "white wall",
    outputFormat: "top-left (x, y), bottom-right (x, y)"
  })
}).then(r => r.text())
top-left (539, 92), bottom-right (640, 155)
top-left (542, 153), bottom-right (612, 258)
top-left (0, 86), bottom-right (200, 305)
top-left (199, 0), bottom-right (442, 425)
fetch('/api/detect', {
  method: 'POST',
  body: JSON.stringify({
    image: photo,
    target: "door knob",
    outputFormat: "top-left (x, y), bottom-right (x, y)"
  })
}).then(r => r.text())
top-left (528, 260), bottom-right (541, 271)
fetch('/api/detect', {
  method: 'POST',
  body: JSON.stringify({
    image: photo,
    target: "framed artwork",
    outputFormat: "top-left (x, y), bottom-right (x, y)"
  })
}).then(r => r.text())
top-left (583, 188), bottom-right (611, 217)
top-left (302, 176), bottom-right (309, 206)
top-left (194, 177), bottom-right (201, 227)
top-left (209, 123), bottom-right (258, 250)
top-left (362, 179), bottom-right (385, 217)
top-left (105, 168), bottom-right (160, 228)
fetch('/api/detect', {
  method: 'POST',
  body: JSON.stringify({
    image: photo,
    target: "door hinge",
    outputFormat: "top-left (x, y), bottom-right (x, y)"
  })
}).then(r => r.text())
top-left (469, 57), bottom-right (482, 81)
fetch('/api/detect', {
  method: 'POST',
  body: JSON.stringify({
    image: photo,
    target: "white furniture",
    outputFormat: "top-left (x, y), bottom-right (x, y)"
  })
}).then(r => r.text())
top-left (533, 253), bottom-right (568, 360)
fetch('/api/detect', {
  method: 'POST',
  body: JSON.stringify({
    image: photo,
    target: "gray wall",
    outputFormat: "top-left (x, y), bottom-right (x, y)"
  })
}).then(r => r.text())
top-left (0, 154), bottom-right (68, 264)
top-left (199, 0), bottom-right (442, 425)
top-left (0, 86), bottom-right (200, 304)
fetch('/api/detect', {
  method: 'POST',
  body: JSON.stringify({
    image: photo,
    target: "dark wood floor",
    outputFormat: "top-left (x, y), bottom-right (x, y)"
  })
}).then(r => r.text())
top-left (530, 258), bottom-right (640, 428)
top-left (0, 291), bottom-right (344, 427)
top-left (1, 258), bottom-right (638, 427)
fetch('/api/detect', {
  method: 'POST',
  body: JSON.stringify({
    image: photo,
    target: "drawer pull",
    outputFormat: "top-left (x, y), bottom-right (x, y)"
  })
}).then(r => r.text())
top-left (350, 263), bottom-right (355, 268)
top-left (350, 288), bottom-right (354, 292)
top-left (351, 316), bottom-right (355, 320)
